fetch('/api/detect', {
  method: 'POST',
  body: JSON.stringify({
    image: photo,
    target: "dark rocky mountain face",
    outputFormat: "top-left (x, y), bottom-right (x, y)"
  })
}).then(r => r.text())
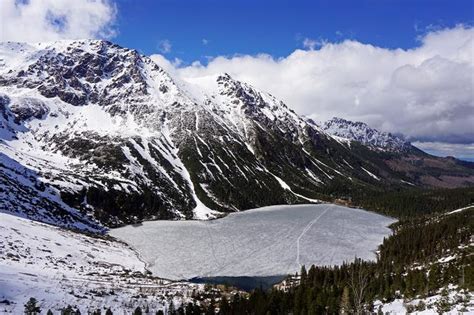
top-left (1, 39), bottom-right (473, 231)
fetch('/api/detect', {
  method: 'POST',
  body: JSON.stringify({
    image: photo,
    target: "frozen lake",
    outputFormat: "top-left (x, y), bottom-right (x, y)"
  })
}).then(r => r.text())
top-left (110, 204), bottom-right (396, 280)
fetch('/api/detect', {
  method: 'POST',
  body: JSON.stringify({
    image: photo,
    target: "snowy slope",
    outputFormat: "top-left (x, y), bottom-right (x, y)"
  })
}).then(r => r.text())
top-left (374, 287), bottom-right (473, 315)
top-left (0, 40), bottom-right (223, 227)
top-left (0, 212), bottom-right (204, 313)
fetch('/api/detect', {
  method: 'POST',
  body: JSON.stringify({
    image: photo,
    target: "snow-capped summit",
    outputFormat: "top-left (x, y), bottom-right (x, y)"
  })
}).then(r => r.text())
top-left (321, 117), bottom-right (411, 152)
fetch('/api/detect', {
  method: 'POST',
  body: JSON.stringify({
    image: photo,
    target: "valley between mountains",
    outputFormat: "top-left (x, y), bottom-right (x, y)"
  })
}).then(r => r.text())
top-left (0, 39), bottom-right (473, 314)
top-left (1, 39), bottom-right (473, 231)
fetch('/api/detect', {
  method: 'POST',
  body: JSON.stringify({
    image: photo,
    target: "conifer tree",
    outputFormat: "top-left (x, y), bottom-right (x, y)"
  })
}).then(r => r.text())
top-left (428, 265), bottom-right (441, 294)
top-left (185, 303), bottom-right (194, 315)
top-left (435, 288), bottom-right (451, 314)
top-left (168, 300), bottom-right (175, 315)
top-left (24, 298), bottom-right (41, 315)
top-left (349, 260), bottom-right (368, 315)
top-left (206, 298), bottom-right (216, 315)
top-left (300, 265), bottom-right (308, 286)
top-left (339, 286), bottom-right (351, 314)
top-left (219, 297), bottom-right (230, 314)
top-left (61, 305), bottom-right (77, 315)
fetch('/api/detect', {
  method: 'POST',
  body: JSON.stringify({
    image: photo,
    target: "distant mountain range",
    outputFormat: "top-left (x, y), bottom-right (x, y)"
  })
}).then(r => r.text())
top-left (321, 117), bottom-right (410, 152)
top-left (1, 39), bottom-right (473, 231)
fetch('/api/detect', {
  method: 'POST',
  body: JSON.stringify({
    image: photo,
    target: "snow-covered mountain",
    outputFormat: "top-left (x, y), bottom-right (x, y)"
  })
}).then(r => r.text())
top-left (1, 39), bottom-right (473, 230)
top-left (321, 117), bottom-right (410, 152)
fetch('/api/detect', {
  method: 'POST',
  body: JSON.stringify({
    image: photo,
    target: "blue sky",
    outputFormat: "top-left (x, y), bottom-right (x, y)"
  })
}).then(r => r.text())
top-left (113, 0), bottom-right (473, 64)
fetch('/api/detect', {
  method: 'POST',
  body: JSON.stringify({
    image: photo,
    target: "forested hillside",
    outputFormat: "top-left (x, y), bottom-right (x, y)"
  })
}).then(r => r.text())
top-left (353, 186), bottom-right (474, 218)
top-left (215, 205), bottom-right (473, 314)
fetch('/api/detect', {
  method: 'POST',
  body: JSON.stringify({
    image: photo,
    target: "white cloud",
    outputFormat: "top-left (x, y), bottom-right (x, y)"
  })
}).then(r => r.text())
top-left (302, 37), bottom-right (328, 50)
top-left (302, 38), bottom-right (318, 50)
top-left (158, 39), bottom-right (172, 54)
top-left (149, 54), bottom-right (182, 73)
top-left (151, 25), bottom-right (473, 147)
top-left (0, 0), bottom-right (117, 42)
top-left (202, 38), bottom-right (209, 45)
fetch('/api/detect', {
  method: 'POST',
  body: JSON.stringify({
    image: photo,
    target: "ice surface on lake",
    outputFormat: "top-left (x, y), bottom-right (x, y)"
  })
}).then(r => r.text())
top-left (110, 204), bottom-right (396, 280)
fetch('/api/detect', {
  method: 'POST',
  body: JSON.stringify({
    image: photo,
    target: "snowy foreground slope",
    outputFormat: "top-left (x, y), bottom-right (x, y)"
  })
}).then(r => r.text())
top-left (111, 204), bottom-right (396, 280)
top-left (374, 288), bottom-right (474, 315)
top-left (0, 212), bottom-right (205, 314)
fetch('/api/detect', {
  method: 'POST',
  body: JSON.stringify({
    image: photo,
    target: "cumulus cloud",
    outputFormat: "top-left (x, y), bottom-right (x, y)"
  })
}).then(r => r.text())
top-left (158, 39), bottom-right (172, 54)
top-left (0, 0), bottom-right (117, 42)
top-left (151, 25), bottom-right (473, 149)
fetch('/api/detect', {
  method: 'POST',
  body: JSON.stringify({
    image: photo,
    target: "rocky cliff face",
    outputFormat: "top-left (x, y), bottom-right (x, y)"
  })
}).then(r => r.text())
top-left (1, 40), bottom-right (472, 231)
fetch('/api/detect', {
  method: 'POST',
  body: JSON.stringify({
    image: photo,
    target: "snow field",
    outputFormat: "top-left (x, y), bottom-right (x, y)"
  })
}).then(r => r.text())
top-left (0, 213), bottom-right (203, 313)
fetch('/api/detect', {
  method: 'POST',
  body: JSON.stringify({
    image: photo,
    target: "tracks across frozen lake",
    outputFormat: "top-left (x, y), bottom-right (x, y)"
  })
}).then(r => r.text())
top-left (295, 206), bottom-right (330, 268)
top-left (110, 204), bottom-right (396, 280)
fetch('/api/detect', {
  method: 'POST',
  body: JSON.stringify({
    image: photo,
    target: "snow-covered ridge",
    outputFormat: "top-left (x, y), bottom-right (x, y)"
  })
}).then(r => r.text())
top-left (0, 39), bottom-right (222, 225)
top-left (321, 117), bottom-right (410, 152)
top-left (183, 72), bottom-right (308, 140)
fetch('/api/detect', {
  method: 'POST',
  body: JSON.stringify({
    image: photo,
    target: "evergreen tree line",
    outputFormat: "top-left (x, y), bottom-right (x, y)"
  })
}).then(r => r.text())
top-left (353, 187), bottom-right (474, 218)
top-left (217, 208), bottom-right (473, 314)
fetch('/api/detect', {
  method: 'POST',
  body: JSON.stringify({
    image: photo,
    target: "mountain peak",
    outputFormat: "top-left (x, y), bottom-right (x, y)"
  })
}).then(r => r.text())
top-left (217, 72), bottom-right (233, 80)
top-left (322, 117), bottom-right (410, 152)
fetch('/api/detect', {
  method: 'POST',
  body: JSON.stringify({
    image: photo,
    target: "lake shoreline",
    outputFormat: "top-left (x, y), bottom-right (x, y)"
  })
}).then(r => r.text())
top-left (110, 203), bottom-right (396, 281)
